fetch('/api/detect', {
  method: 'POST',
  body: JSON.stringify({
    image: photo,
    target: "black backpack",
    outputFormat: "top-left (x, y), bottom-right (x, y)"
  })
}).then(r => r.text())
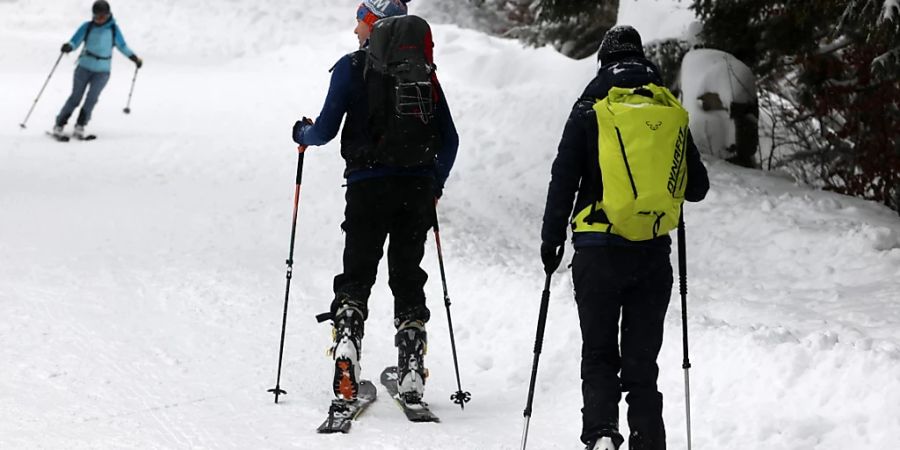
top-left (365, 15), bottom-right (442, 168)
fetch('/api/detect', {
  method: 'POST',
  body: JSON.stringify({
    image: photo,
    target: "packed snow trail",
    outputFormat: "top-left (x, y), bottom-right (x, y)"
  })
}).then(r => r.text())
top-left (2, 0), bottom-right (899, 449)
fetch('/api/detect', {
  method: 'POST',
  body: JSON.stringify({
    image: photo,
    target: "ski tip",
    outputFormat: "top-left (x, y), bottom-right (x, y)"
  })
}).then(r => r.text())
top-left (358, 379), bottom-right (377, 400)
top-left (380, 366), bottom-right (401, 386)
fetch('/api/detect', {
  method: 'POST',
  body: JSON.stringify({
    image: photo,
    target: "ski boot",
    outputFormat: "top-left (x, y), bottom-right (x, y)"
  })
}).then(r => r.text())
top-left (330, 303), bottom-right (364, 401)
top-left (52, 124), bottom-right (65, 137)
top-left (73, 124), bottom-right (86, 140)
top-left (395, 320), bottom-right (427, 404)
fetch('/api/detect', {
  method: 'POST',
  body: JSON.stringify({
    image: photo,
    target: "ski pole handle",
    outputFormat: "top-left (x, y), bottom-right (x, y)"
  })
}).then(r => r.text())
top-left (523, 273), bottom-right (552, 417)
top-left (295, 146), bottom-right (306, 183)
top-left (678, 209), bottom-right (690, 368)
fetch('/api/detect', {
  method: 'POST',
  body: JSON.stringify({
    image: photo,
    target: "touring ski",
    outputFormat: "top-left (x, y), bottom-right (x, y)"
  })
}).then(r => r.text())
top-left (316, 379), bottom-right (377, 434)
top-left (380, 366), bottom-right (440, 423)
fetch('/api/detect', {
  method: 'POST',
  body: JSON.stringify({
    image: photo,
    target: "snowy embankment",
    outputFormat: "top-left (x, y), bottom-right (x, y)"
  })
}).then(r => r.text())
top-left (1, 0), bottom-right (899, 449)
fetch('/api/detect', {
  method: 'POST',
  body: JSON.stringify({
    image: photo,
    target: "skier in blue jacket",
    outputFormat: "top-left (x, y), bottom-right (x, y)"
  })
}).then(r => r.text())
top-left (53, 0), bottom-right (142, 139)
top-left (292, 0), bottom-right (459, 409)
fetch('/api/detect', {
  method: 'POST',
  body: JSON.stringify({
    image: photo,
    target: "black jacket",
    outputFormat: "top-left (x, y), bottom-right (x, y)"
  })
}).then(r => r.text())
top-left (541, 57), bottom-right (710, 248)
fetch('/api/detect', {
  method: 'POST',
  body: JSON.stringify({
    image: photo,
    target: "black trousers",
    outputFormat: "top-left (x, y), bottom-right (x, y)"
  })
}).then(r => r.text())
top-left (332, 176), bottom-right (434, 327)
top-left (572, 245), bottom-right (673, 450)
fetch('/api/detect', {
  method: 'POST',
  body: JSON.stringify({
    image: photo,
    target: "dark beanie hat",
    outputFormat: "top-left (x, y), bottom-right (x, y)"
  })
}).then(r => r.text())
top-left (92, 0), bottom-right (111, 15)
top-left (597, 25), bottom-right (644, 64)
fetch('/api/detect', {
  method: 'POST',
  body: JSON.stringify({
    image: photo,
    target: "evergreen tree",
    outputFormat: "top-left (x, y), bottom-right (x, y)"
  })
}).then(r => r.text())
top-left (469, 0), bottom-right (618, 59)
top-left (694, 0), bottom-right (900, 213)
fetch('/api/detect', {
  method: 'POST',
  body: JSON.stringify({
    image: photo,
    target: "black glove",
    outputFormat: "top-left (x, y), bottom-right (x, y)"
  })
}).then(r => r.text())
top-left (293, 116), bottom-right (314, 145)
top-left (541, 242), bottom-right (565, 274)
top-left (61, 43), bottom-right (73, 53)
top-left (129, 54), bottom-right (143, 69)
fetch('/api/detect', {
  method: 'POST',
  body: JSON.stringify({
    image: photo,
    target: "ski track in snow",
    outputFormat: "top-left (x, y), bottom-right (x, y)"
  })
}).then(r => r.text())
top-left (2, 0), bottom-right (899, 449)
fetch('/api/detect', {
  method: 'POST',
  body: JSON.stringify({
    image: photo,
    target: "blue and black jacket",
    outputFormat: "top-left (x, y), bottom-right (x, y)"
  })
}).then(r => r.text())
top-left (67, 17), bottom-right (135, 73)
top-left (295, 50), bottom-right (459, 189)
top-left (542, 56), bottom-right (710, 249)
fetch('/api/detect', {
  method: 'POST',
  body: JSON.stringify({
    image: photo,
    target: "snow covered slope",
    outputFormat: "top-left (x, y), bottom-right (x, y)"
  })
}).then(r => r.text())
top-left (1, 0), bottom-right (899, 449)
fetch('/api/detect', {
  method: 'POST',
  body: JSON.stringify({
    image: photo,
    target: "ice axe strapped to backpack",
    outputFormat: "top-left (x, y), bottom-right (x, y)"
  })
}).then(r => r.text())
top-left (365, 15), bottom-right (442, 168)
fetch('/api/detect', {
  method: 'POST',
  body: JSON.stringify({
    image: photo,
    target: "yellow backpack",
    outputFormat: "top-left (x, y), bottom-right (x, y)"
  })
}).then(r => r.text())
top-left (572, 83), bottom-right (689, 241)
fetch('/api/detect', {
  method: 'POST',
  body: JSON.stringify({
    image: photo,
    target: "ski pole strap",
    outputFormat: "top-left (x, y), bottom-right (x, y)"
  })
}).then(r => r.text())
top-left (315, 312), bottom-right (334, 323)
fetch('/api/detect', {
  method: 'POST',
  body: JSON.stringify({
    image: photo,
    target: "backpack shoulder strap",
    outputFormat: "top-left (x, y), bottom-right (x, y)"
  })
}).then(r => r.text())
top-left (83, 21), bottom-right (116, 49)
top-left (84, 21), bottom-right (95, 42)
top-left (351, 49), bottom-right (366, 70)
top-left (79, 21), bottom-right (95, 58)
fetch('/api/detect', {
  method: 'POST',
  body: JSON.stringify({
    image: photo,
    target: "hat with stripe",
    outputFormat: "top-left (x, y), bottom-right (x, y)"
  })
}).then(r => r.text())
top-left (357, 0), bottom-right (409, 27)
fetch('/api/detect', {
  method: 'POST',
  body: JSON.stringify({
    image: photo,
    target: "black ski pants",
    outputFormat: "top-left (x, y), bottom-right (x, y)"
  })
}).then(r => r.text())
top-left (572, 245), bottom-right (673, 450)
top-left (332, 176), bottom-right (433, 327)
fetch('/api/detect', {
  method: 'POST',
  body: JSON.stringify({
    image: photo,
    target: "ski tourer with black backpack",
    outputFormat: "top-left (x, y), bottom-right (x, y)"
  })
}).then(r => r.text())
top-left (364, 14), bottom-right (442, 168)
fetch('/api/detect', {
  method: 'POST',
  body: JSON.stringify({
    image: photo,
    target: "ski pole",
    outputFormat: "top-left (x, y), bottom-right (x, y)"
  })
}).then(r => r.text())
top-left (123, 66), bottom-right (139, 114)
top-left (19, 52), bottom-right (65, 129)
top-left (268, 145), bottom-right (307, 404)
top-left (520, 250), bottom-right (560, 450)
top-left (678, 207), bottom-right (693, 450)
top-left (433, 206), bottom-right (471, 410)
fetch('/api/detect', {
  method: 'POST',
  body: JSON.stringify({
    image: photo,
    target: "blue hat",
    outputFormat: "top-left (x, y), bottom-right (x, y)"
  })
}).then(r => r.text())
top-left (359, 0), bottom-right (409, 20)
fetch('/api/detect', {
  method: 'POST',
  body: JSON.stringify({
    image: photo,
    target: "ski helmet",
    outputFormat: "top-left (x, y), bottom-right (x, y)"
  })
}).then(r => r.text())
top-left (92, 0), bottom-right (111, 15)
top-left (597, 25), bottom-right (644, 65)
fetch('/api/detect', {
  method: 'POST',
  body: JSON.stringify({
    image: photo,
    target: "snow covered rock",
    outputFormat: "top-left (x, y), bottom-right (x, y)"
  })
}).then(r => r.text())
top-left (680, 48), bottom-right (758, 167)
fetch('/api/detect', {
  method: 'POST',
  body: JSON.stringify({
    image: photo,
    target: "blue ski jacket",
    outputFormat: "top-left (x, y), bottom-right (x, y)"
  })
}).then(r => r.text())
top-left (294, 50), bottom-right (459, 190)
top-left (67, 17), bottom-right (135, 73)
